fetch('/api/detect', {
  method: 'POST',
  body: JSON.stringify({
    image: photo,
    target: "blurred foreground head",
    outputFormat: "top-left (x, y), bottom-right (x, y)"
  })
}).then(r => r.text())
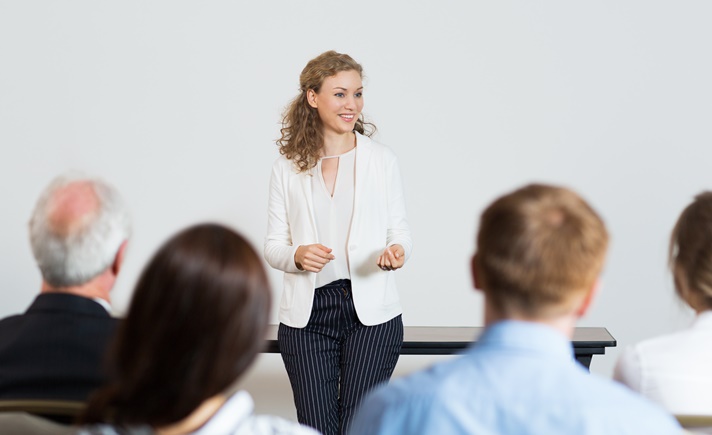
top-left (474, 184), bottom-right (609, 320)
top-left (669, 191), bottom-right (712, 313)
top-left (83, 223), bottom-right (271, 427)
top-left (29, 173), bottom-right (131, 288)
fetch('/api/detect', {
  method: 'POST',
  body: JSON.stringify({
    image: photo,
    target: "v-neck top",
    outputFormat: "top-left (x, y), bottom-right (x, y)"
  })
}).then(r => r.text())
top-left (311, 147), bottom-right (356, 288)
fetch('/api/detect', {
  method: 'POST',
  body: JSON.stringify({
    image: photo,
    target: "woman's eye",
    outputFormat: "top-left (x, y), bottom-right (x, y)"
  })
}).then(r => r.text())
top-left (335, 93), bottom-right (345, 97)
top-left (355, 92), bottom-right (363, 98)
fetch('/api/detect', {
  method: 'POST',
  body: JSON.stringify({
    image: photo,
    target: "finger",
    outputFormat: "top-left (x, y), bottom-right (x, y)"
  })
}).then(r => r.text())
top-left (307, 255), bottom-right (330, 266)
top-left (387, 248), bottom-right (397, 262)
top-left (314, 247), bottom-right (335, 260)
top-left (316, 244), bottom-right (334, 255)
top-left (303, 260), bottom-right (325, 272)
top-left (390, 250), bottom-right (404, 268)
top-left (302, 263), bottom-right (319, 273)
top-left (308, 248), bottom-right (333, 262)
top-left (377, 256), bottom-right (388, 271)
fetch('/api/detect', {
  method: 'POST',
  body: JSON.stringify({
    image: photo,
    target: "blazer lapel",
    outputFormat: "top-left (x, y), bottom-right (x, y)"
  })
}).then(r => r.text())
top-left (299, 166), bottom-right (319, 241)
top-left (353, 133), bottom-right (373, 221)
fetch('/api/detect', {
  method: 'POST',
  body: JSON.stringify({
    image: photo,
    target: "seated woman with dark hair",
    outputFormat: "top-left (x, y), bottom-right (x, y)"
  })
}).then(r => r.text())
top-left (79, 223), bottom-right (317, 435)
top-left (615, 192), bottom-right (712, 415)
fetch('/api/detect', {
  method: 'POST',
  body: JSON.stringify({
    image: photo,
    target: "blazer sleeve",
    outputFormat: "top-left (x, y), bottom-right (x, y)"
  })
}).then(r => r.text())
top-left (384, 149), bottom-right (413, 261)
top-left (264, 160), bottom-right (302, 273)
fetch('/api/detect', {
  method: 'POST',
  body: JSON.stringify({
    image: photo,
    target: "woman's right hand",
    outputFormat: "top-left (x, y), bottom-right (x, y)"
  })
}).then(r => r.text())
top-left (295, 244), bottom-right (335, 272)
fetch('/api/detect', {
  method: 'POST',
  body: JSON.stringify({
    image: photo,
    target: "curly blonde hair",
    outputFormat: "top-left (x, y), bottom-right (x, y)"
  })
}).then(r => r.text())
top-left (278, 51), bottom-right (376, 173)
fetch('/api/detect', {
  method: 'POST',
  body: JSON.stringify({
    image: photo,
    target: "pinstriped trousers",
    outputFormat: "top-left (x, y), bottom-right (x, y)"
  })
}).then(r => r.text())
top-left (278, 279), bottom-right (403, 435)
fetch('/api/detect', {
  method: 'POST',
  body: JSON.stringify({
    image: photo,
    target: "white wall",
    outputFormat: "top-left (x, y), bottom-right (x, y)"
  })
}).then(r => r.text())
top-left (1, 0), bottom-right (710, 420)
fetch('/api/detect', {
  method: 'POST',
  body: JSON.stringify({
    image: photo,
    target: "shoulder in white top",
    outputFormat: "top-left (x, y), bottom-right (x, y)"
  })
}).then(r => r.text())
top-left (614, 310), bottom-right (712, 414)
top-left (77, 391), bottom-right (318, 435)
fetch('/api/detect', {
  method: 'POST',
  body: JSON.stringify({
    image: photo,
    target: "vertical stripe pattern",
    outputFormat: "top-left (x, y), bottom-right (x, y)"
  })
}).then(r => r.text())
top-left (278, 279), bottom-right (403, 435)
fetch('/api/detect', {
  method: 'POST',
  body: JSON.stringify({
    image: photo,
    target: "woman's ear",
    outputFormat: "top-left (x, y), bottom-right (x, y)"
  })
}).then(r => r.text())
top-left (307, 89), bottom-right (318, 108)
top-left (472, 253), bottom-right (483, 293)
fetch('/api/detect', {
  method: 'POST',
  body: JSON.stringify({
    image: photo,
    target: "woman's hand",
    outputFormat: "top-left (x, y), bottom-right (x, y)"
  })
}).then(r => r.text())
top-left (295, 244), bottom-right (335, 272)
top-left (377, 244), bottom-right (405, 271)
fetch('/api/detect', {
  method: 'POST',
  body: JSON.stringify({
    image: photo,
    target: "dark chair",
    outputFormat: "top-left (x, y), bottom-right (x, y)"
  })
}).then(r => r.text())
top-left (0, 399), bottom-right (84, 425)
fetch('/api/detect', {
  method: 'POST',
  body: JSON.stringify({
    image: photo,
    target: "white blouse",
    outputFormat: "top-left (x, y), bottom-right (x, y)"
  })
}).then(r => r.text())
top-left (614, 310), bottom-right (712, 415)
top-left (78, 391), bottom-right (318, 434)
top-left (311, 147), bottom-right (356, 288)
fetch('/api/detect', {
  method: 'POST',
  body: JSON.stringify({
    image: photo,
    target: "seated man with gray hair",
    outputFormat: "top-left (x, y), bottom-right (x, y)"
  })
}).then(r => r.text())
top-left (0, 173), bottom-right (131, 401)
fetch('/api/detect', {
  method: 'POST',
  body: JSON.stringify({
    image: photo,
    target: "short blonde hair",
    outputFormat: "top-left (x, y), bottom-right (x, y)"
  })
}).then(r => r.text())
top-left (475, 184), bottom-right (608, 318)
top-left (669, 191), bottom-right (712, 311)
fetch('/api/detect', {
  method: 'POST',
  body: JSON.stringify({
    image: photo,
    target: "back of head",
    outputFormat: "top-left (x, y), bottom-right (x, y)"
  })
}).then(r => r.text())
top-left (83, 223), bottom-right (271, 427)
top-left (670, 191), bottom-right (712, 312)
top-left (475, 184), bottom-right (609, 318)
top-left (29, 173), bottom-right (131, 287)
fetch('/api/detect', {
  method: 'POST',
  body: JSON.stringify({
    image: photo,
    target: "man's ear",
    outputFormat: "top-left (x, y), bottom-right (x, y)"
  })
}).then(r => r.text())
top-left (112, 240), bottom-right (128, 276)
top-left (307, 89), bottom-right (318, 108)
top-left (574, 279), bottom-right (600, 318)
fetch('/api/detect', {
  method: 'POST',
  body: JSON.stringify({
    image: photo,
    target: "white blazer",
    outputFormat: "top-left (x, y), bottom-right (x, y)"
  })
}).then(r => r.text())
top-left (614, 310), bottom-right (712, 415)
top-left (264, 133), bottom-right (412, 328)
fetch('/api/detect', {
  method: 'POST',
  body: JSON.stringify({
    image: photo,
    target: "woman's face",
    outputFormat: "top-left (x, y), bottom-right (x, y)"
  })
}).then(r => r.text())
top-left (307, 69), bottom-right (364, 136)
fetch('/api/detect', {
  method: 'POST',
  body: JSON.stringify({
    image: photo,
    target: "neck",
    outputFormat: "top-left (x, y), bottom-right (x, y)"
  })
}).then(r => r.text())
top-left (156, 395), bottom-right (227, 435)
top-left (484, 300), bottom-right (579, 340)
top-left (41, 270), bottom-right (114, 305)
top-left (322, 131), bottom-right (355, 157)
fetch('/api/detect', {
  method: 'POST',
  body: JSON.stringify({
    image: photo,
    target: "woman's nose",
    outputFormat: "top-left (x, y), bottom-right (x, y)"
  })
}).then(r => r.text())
top-left (344, 95), bottom-right (355, 110)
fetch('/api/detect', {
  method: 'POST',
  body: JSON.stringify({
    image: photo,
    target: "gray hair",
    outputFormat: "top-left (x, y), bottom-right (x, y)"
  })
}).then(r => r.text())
top-left (29, 173), bottom-right (131, 287)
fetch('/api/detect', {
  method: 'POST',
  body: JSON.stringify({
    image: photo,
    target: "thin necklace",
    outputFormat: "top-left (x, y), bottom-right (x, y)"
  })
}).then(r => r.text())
top-left (322, 133), bottom-right (357, 159)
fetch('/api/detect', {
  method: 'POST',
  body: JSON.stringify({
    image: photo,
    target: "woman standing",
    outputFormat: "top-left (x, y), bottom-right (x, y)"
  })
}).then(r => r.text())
top-left (265, 50), bottom-right (412, 435)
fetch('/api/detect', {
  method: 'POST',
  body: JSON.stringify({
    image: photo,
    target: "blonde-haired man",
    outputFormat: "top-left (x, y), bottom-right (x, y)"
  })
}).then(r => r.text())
top-left (350, 184), bottom-right (680, 434)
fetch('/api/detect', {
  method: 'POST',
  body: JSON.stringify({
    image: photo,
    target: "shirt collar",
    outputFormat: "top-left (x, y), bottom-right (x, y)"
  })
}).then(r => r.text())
top-left (192, 391), bottom-right (253, 434)
top-left (91, 297), bottom-right (112, 313)
top-left (474, 320), bottom-right (575, 361)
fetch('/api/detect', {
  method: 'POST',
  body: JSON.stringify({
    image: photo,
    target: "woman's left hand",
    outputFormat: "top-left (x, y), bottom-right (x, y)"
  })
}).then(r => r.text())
top-left (377, 245), bottom-right (405, 271)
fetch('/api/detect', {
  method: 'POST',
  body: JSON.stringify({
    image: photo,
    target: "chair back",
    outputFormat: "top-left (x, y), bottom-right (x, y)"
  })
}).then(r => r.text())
top-left (0, 399), bottom-right (85, 424)
top-left (676, 415), bottom-right (712, 434)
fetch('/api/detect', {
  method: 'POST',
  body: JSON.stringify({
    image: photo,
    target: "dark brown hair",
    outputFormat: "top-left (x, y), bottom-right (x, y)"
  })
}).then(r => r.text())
top-left (81, 223), bottom-right (271, 427)
top-left (278, 50), bottom-right (376, 173)
top-left (669, 191), bottom-right (712, 311)
top-left (475, 184), bottom-right (609, 318)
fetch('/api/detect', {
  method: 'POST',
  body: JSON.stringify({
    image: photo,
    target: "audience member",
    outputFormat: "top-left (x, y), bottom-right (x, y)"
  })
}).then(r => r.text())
top-left (0, 174), bottom-right (130, 401)
top-left (79, 224), bottom-right (317, 435)
top-left (615, 191), bottom-right (712, 415)
top-left (350, 184), bottom-right (681, 434)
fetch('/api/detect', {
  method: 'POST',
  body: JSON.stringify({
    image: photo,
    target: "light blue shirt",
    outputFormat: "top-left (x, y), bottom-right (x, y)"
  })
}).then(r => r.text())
top-left (350, 321), bottom-right (681, 435)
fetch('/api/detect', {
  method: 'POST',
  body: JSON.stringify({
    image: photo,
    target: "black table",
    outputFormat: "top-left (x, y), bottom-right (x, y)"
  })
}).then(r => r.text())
top-left (264, 325), bottom-right (616, 370)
